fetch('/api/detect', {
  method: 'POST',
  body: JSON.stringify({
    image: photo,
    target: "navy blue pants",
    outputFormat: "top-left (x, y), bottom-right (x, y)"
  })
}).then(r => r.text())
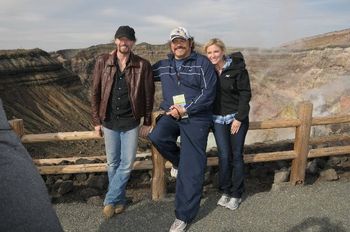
top-left (149, 115), bottom-right (211, 223)
top-left (213, 118), bottom-right (249, 198)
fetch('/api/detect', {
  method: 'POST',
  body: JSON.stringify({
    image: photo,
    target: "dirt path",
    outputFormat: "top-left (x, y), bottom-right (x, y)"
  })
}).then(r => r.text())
top-left (55, 179), bottom-right (350, 232)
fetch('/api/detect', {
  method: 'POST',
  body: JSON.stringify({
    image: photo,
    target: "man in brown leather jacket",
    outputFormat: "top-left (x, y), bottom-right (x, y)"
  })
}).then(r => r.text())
top-left (91, 25), bottom-right (154, 219)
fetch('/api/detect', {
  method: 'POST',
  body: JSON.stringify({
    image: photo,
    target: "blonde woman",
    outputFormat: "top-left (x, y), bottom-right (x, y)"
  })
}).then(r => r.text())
top-left (203, 38), bottom-right (251, 210)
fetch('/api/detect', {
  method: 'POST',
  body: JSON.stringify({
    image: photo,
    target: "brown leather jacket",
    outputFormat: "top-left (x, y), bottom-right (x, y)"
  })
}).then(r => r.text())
top-left (91, 52), bottom-right (154, 126)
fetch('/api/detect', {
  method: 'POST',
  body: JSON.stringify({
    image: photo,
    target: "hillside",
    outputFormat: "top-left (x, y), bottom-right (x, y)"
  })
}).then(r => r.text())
top-left (281, 28), bottom-right (350, 51)
top-left (0, 49), bottom-right (91, 133)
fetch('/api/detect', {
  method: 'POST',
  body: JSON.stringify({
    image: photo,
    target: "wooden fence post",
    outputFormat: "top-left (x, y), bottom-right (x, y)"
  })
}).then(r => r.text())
top-left (150, 112), bottom-right (166, 200)
top-left (290, 101), bottom-right (313, 185)
top-left (8, 119), bottom-right (24, 138)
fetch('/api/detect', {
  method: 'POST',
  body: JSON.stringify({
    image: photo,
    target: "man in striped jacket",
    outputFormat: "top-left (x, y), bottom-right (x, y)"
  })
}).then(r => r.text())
top-left (149, 27), bottom-right (217, 232)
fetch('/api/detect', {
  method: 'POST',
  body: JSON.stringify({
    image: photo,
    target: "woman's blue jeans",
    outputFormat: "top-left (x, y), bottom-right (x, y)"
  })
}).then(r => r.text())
top-left (102, 126), bottom-right (139, 206)
top-left (213, 118), bottom-right (249, 198)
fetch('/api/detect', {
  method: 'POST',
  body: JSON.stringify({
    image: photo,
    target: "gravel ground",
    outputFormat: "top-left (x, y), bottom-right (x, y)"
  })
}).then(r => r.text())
top-left (55, 179), bottom-right (350, 232)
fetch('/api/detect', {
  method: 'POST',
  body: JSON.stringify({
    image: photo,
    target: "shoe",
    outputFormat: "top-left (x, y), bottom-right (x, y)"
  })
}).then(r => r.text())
top-left (103, 205), bottom-right (115, 219)
top-left (169, 218), bottom-right (187, 232)
top-left (225, 197), bottom-right (242, 210)
top-left (217, 194), bottom-right (230, 207)
top-left (115, 204), bottom-right (125, 214)
top-left (170, 166), bottom-right (178, 178)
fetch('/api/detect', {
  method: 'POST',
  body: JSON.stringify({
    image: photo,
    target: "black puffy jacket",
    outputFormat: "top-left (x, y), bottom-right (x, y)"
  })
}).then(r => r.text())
top-left (213, 52), bottom-right (251, 121)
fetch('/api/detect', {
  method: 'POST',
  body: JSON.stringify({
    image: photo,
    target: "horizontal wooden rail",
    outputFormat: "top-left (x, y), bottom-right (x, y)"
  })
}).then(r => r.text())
top-left (37, 160), bottom-right (153, 175)
top-left (33, 156), bottom-right (105, 165)
top-left (21, 131), bottom-right (102, 143)
top-left (33, 153), bottom-right (151, 166)
top-left (250, 119), bottom-right (300, 130)
top-left (162, 151), bottom-right (297, 169)
top-left (244, 150), bottom-right (297, 163)
top-left (308, 145), bottom-right (350, 158)
top-left (309, 134), bottom-right (350, 145)
top-left (312, 115), bottom-right (350, 126)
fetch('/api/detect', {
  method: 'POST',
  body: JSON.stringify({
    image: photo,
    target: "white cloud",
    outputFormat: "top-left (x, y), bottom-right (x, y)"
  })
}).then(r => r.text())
top-left (145, 15), bottom-right (183, 28)
top-left (98, 8), bottom-right (123, 17)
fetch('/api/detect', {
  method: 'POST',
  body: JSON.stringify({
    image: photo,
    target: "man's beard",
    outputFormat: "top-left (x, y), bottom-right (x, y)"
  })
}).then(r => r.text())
top-left (118, 45), bottom-right (131, 54)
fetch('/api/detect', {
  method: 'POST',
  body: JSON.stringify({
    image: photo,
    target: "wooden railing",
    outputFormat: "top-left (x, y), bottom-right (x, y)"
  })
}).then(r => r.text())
top-left (8, 101), bottom-right (350, 201)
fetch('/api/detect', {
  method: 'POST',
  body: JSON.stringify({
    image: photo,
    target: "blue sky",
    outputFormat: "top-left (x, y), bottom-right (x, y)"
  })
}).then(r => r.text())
top-left (0, 0), bottom-right (349, 51)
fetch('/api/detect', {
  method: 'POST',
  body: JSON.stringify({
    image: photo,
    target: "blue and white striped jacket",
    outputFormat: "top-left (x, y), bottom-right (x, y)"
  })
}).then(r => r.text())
top-left (153, 52), bottom-right (217, 118)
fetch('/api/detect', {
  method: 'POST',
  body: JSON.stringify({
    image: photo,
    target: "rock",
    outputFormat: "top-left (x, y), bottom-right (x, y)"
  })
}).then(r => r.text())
top-left (148, 170), bottom-right (153, 178)
top-left (79, 188), bottom-right (101, 200)
top-left (86, 196), bottom-right (103, 206)
top-left (57, 180), bottom-right (73, 195)
top-left (207, 147), bottom-right (218, 157)
top-left (210, 172), bottom-right (219, 189)
top-left (138, 142), bottom-right (149, 151)
top-left (61, 174), bottom-right (72, 181)
top-left (75, 173), bottom-right (88, 182)
top-left (340, 95), bottom-right (350, 112)
top-left (327, 156), bottom-right (348, 167)
top-left (204, 169), bottom-right (211, 185)
top-left (75, 158), bottom-right (95, 164)
top-left (52, 179), bottom-right (63, 191)
top-left (320, 168), bottom-right (339, 181)
top-left (307, 159), bottom-right (319, 174)
top-left (45, 175), bottom-right (57, 185)
top-left (250, 165), bottom-right (269, 178)
top-left (57, 160), bottom-right (73, 165)
top-left (87, 174), bottom-right (108, 190)
top-left (273, 168), bottom-right (290, 183)
top-left (276, 160), bottom-right (289, 169)
top-left (139, 172), bottom-right (151, 184)
top-left (270, 182), bottom-right (292, 192)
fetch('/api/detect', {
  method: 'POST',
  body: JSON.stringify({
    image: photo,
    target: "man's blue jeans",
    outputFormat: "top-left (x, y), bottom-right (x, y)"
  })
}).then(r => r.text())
top-left (213, 118), bottom-right (249, 198)
top-left (102, 126), bottom-right (139, 206)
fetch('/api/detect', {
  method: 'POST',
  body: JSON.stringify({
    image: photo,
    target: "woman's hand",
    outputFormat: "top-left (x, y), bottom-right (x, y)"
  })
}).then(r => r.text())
top-left (231, 120), bottom-right (241, 134)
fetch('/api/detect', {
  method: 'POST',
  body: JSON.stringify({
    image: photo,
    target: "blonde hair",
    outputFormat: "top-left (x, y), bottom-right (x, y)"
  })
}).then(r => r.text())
top-left (203, 38), bottom-right (226, 53)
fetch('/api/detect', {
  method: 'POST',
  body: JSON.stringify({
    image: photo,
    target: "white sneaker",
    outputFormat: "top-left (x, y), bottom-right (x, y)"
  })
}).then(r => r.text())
top-left (217, 194), bottom-right (230, 207)
top-left (169, 218), bottom-right (187, 232)
top-left (170, 166), bottom-right (178, 178)
top-left (225, 197), bottom-right (242, 210)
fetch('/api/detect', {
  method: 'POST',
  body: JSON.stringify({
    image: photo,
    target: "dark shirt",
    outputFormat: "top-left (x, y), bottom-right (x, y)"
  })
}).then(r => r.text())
top-left (103, 61), bottom-right (139, 131)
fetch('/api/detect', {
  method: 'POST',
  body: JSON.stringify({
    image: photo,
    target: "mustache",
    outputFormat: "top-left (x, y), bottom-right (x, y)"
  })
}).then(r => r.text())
top-left (119, 44), bottom-right (130, 48)
top-left (175, 46), bottom-right (186, 50)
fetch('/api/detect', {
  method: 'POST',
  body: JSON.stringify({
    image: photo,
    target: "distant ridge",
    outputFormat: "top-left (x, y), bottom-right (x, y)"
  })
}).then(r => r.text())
top-left (281, 28), bottom-right (350, 50)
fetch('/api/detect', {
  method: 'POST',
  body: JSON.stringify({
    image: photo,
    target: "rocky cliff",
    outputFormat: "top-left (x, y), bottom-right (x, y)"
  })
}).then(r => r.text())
top-left (243, 46), bottom-right (350, 142)
top-left (0, 49), bottom-right (91, 133)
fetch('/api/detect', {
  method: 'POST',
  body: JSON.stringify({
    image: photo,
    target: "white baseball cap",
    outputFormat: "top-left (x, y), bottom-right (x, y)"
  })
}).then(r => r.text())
top-left (169, 27), bottom-right (192, 41)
